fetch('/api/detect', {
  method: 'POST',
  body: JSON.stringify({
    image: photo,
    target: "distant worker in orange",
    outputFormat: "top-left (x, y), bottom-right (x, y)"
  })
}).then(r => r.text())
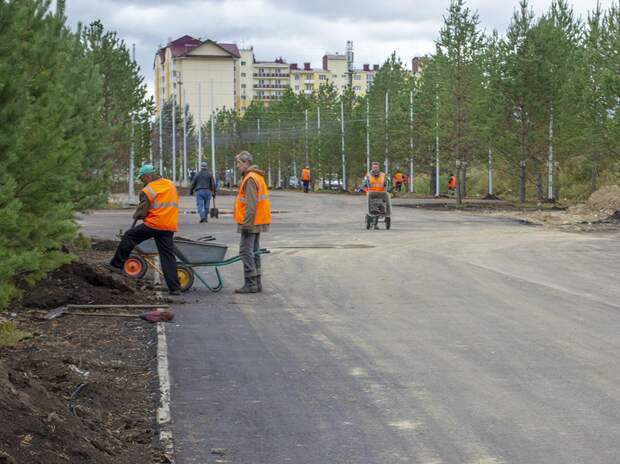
top-left (300, 165), bottom-right (311, 193)
top-left (106, 164), bottom-right (181, 295)
top-left (393, 169), bottom-right (404, 193)
top-left (362, 161), bottom-right (391, 193)
top-left (234, 151), bottom-right (272, 294)
top-left (448, 173), bottom-right (457, 197)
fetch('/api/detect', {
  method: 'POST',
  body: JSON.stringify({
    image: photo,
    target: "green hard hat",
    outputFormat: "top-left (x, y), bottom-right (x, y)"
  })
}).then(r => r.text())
top-left (138, 164), bottom-right (156, 178)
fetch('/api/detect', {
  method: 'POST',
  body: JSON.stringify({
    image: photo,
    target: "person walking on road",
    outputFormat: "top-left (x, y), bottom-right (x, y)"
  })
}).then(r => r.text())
top-left (300, 165), bottom-right (311, 193)
top-left (234, 151), bottom-right (271, 294)
top-left (363, 161), bottom-right (390, 193)
top-left (106, 164), bottom-right (181, 295)
top-left (190, 161), bottom-right (217, 223)
top-left (448, 173), bottom-right (457, 197)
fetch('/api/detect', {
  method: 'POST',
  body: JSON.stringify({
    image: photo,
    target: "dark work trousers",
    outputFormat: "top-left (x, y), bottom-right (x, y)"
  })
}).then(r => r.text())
top-left (239, 231), bottom-right (261, 278)
top-left (110, 224), bottom-right (181, 292)
top-left (302, 180), bottom-right (310, 193)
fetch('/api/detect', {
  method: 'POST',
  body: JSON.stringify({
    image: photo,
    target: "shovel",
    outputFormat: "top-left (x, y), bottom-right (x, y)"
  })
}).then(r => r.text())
top-left (210, 195), bottom-right (219, 219)
top-left (46, 304), bottom-right (170, 320)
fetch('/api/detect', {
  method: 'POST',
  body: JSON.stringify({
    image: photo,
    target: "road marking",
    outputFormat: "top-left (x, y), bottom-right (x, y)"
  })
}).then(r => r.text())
top-left (349, 367), bottom-right (368, 377)
top-left (157, 323), bottom-right (175, 463)
top-left (388, 420), bottom-right (421, 431)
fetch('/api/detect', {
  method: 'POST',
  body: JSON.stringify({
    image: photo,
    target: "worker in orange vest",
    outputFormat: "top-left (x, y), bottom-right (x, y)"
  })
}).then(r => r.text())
top-left (393, 170), bottom-right (404, 193)
top-left (106, 164), bottom-right (181, 295)
top-left (234, 151), bottom-right (272, 294)
top-left (362, 161), bottom-right (391, 193)
top-left (448, 173), bottom-right (457, 196)
top-left (300, 165), bottom-right (311, 193)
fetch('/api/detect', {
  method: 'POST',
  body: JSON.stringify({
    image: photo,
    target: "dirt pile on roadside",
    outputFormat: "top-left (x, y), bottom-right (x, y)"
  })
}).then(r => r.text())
top-left (17, 242), bottom-right (160, 311)
top-left (0, 248), bottom-right (168, 463)
top-left (568, 185), bottom-right (620, 221)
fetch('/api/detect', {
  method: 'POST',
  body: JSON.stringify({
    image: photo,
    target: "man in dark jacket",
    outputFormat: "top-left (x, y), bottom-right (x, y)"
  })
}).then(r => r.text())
top-left (190, 162), bottom-right (217, 223)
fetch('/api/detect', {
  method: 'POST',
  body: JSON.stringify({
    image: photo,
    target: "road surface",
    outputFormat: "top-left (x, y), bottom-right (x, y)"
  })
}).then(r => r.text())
top-left (80, 191), bottom-right (620, 464)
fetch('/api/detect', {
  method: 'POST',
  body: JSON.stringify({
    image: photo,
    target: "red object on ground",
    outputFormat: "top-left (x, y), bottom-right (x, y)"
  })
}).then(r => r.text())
top-left (139, 310), bottom-right (174, 323)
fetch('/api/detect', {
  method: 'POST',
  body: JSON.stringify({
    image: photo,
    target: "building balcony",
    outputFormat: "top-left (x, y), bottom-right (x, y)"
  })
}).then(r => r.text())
top-left (253, 83), bottom-right (289, 89)
top-left (253, 72), bottom-right (290, 78)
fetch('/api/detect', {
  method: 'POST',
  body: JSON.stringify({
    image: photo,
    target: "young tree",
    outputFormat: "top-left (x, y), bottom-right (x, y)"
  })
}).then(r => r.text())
top-left (435, 0), bottom-right (485, 204)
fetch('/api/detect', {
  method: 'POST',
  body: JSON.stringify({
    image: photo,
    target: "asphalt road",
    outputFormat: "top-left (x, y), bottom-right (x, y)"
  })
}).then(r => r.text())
top-left (80, 191), bottom-right (620, 464)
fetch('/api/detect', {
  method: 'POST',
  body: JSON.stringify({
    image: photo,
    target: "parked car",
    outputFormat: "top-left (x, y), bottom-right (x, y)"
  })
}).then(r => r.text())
top-left (325, 177), bottom-right (343, 190)
top-left (288, 176), bottom-right (299, 188)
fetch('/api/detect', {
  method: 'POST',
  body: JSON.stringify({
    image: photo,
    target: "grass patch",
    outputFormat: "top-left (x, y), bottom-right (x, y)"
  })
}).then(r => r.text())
top-left (0, 321), bottom-right (32, 347)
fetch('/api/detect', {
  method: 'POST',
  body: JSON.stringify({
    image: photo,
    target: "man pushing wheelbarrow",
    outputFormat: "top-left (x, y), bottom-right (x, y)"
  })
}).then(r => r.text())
top-left (362, 161), bottom-right (392, 230)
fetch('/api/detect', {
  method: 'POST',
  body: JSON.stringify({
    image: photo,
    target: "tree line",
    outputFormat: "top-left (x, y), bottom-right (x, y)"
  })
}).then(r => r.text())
top-left (0, 0), bottom-right (151, 308)
top-left (156, 0), bottom-right (618, 204)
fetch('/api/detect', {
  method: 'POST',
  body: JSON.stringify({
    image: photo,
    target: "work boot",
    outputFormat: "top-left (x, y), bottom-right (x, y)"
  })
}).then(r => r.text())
top-left (103, 262), bottom-right (123, 274)
top-left (256, 275), bottom-right (262, 293)
top-left (235, 277), bottom-right (258, 294)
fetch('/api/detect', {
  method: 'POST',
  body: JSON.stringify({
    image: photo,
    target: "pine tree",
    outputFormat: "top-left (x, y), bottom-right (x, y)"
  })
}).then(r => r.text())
top-left (435, 0), bottom-right (485, 204)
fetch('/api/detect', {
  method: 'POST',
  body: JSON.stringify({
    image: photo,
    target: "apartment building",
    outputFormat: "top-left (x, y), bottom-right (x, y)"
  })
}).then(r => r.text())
top-left (155, 35), bottom-right (390, 119)
top-left (154, 35), bottom-right (240, 119)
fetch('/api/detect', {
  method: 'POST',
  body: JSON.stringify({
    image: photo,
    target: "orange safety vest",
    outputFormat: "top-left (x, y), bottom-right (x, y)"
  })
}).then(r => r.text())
top-left (367, 173), bottom-right (386, 192)
top-left (448, 176), bottom-right (457, 189)
top-left (394, 172), bottom-right (404, 183)
top-left (142, 178), bottom-right (180, 232)
top-left (234, 171), bottom-right (272, 225)
top-left (301, 168), bottom-right (311, 181)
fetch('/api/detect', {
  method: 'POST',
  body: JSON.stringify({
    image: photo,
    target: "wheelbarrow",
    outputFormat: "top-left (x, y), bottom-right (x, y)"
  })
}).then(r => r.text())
top-left (122, 235), bottom-right (270, 292)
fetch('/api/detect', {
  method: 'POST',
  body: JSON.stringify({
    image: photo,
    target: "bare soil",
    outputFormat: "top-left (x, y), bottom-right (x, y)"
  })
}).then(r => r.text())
top-left (395, 187), bottom-right (620, 234)
top-left (0, 242), bottom-right (170, 463)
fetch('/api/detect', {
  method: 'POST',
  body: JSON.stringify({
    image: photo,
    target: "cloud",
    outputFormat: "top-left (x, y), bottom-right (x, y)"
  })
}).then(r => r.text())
top-left (61, 0), bottom-right (615, 97)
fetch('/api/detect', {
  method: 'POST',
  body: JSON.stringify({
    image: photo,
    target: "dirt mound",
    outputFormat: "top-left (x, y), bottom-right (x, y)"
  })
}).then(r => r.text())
top-left (18, 259), bottom-right (158, 310)
top-left (90, 239), bottom-right (120, 252)
top-left (569, 185), bottom-right (620, 220)
top-left (0, 315), bottom-right (166, 463)
top-left (1, 248), bottom-right (167, 463)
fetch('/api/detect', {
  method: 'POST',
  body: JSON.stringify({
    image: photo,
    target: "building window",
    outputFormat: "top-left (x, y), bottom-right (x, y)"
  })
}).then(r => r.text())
top-left (333, 74), bottom-right (337, 79)
top-left (295, 75), bottom-right (300, 80)
top-left (259, 68), bottom-right (264, 73)
top-left (241, 72), bottom-right (246, 77)
top-left (354, 74), bottom-right (361, 80)
top-left (241, 95), bottom-right (246, 100)
top-left (305, 84), bottom-right (313, 90)
top-left (241, 61), bottom-right (246, 66)
top-left (341, 74), bottom-right (346, 78)
top-left (354, 86), bottom-right (361, 91)
top-left (295, 85), bottom-right (300, 90)
top-left (319, 75), bottom-right (326, 80)
top-left (241, 84), bottom-right (246, 88)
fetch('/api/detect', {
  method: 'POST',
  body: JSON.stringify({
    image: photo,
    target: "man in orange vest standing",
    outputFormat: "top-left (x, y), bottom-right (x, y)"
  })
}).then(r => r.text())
top-left (234, 151), bottom-right (272, 294)
top-left (106, 164), bottom-right (181, 295)
top-left (300, 165), bottom-right (311, 193)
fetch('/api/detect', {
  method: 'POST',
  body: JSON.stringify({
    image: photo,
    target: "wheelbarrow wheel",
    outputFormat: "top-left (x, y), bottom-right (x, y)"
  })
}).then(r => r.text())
top-left (366, 214), bottom-right (371, 230)
top-left (385, 217), bottom-right (391, 230)
top-left (177, 264), bottom-right (195, 292)
top-left (123, 256), bottom-right (148, 279)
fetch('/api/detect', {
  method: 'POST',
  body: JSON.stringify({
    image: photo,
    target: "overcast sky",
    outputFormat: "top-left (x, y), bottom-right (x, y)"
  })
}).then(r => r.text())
top-left (60, 0), bottom-right (612, 96)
